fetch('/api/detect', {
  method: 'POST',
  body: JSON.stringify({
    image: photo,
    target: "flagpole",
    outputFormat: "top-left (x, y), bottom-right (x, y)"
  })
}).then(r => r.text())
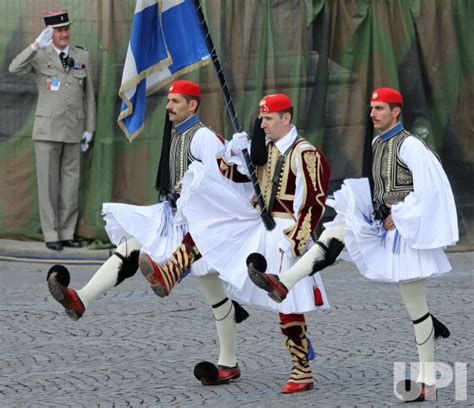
top-left (193, 0), bottom-right (275, 231)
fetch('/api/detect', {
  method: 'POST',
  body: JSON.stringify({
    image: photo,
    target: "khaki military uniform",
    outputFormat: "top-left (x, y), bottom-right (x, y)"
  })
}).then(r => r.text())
top-left (9, 44), bottom-right (96, 242)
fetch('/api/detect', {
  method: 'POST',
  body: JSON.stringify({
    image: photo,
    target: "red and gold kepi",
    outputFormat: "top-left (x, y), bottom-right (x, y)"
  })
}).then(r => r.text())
top-left (371, 87), bottom-right (403, 104)
top-left (42, 9), bottom-right (70, 28)
top-left (259, 93), bottom-right (292, 114)
top-left (169, 80), bottom-right (201, 97)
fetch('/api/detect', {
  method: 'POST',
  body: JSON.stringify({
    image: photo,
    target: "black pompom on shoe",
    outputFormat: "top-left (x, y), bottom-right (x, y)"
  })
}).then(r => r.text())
top-left (194, 361), bottom-right (219, 384)
top-left (47, 264), bottom-right (70, 287)
top-left (246, 253), bottom-right (267, 272)
top-left (194, 361), bottom-right (240, 385)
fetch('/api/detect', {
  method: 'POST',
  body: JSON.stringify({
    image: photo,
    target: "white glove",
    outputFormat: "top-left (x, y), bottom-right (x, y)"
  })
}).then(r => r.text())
top-left (81, 131), bottom-right (94, 152)
top-left (230, 131), bottom-right (249, 154)
top-left (34, 27), bottom-right (53, 50)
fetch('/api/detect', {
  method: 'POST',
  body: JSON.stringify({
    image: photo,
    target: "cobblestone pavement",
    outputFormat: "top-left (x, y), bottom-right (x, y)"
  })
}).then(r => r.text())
top-left (1, 252), bottom-right (472, 407)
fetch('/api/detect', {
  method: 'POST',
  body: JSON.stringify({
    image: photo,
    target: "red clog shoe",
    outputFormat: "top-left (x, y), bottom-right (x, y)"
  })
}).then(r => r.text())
top-left (194, 361), bottom-right (241, 385)
top-left (396, 380), bottom-right (437, 402)
top-left (281, 381), bottom-right (314, 394)
top-left (138, 252), bottom-right (171, 297)
top-left (247, 265), bottom-right (288, 303)
top-left (47, 266), bottom-right (85, 321)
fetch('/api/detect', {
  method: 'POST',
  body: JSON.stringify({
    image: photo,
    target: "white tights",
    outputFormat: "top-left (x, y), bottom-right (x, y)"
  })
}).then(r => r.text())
top-left (399, 279), bottom-right (435, 386)
top-left (77, 237), bottom-right (142, 308)
top-left (198, 272), bottom-right (237, 368)
top-left (279, 225), bottom-right (345, 289)
top-left (277, 224), bottom-right (436, 386)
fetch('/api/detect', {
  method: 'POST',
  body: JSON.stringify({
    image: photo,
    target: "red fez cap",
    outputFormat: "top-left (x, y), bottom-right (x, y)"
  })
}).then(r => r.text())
top-left (371, 87), bottom-right (403, 105)
top-left (169, 80), bottom-right (201, 97)
top-left (43, 9), bottom-right (70, 28)
top-left (259, 93), bottom-right (292, 114)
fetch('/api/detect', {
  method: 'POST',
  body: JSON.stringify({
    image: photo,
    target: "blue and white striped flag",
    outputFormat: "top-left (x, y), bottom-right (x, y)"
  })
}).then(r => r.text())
top-left (118, 0), bottom-right (210, 141)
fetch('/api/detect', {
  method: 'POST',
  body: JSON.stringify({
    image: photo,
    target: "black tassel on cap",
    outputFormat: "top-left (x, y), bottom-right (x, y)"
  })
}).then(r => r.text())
top-left (155, 111), bottom-right (173, 194)
top-left (250, 117), bottom-right (267, 165)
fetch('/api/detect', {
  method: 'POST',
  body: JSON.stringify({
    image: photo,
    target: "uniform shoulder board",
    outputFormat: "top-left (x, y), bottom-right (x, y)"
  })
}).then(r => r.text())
top-left (75, 45), bottom-right (86, 50)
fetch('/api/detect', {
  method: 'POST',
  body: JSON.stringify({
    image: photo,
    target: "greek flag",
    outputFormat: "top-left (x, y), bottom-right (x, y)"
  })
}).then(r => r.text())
top-left (118, 0), bottom-right (210, 141)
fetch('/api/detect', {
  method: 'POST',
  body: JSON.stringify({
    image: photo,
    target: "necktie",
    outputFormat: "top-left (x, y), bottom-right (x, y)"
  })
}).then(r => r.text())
top-left (59, 52), bottom-right (67, 70)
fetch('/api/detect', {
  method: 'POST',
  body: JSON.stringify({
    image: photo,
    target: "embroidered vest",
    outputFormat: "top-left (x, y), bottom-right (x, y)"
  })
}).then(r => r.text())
top-left (372, 130), bottom-right (439, 205)
top-left (255, 139), bottom-right (304, 218)
top-left (169, 121), bottom-right (203, 194)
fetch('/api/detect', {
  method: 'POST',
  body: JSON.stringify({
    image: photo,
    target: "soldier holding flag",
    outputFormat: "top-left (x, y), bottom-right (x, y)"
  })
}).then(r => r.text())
top-left (140, 93), bottom-right (332, 393)
top-left (47, 80), bottom-right (245, 385)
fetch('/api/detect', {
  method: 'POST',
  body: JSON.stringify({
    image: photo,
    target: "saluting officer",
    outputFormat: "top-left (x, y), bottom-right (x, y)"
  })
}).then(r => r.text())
top-left (9, 9), bottom-right (96, 251)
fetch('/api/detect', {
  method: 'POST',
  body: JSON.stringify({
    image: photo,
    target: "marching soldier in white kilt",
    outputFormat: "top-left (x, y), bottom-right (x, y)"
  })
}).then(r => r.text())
top-left (46, 80), bottom-right (246, 385)
top-left (140, 93), bottom-right (332, 393)
top-left (248, 87), bottom-right (458, 402)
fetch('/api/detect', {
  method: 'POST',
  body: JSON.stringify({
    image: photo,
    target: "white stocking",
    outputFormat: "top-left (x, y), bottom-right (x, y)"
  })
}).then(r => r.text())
top-left (77, 237), bottom-right (142, 308)
top-left (280, 225), bottom-right (345, 290)
top-left (399, 279), bottom-right (435, 386)
top-left (198, 272), bottom-right (237, 367)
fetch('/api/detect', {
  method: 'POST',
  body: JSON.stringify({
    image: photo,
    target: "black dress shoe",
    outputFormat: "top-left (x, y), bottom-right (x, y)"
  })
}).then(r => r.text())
top-left (46, 241), bottom-right (63, 251)
top-left (62, 239), bottom-right (81, 248)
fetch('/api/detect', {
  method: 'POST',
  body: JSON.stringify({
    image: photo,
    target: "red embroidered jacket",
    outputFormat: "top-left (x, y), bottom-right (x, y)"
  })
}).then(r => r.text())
top-left (218, 138), bottom-right (331, 256)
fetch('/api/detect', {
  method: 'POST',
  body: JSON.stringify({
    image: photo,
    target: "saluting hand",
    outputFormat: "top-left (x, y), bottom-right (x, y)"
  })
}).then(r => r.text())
top-left (34, 27), bottom-right (53, 50)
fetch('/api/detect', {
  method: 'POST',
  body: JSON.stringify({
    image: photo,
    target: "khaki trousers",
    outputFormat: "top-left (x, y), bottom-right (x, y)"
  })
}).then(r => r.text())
top-left (34, 140), bottom-right (80, 242)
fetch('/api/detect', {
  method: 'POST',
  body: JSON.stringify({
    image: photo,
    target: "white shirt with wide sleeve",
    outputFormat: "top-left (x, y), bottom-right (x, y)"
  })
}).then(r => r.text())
top-left (391, 136), bottom-right (458, 249)
top-left (190, 127), bottom-right (226, 173)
